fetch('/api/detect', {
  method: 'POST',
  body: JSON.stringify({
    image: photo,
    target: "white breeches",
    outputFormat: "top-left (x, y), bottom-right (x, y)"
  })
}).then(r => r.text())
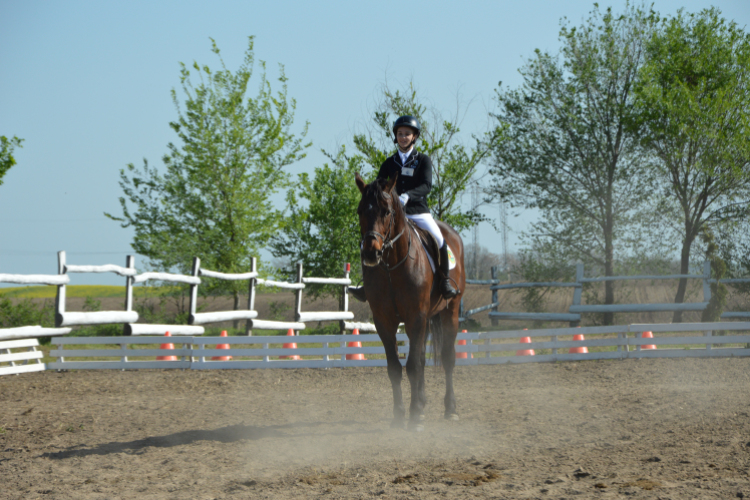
top-left (406, 213), bottom-right (444, 248)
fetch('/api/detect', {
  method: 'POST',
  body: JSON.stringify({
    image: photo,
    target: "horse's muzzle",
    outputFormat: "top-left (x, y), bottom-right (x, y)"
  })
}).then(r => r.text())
top-left (361, 247), bottom-right (382, 267)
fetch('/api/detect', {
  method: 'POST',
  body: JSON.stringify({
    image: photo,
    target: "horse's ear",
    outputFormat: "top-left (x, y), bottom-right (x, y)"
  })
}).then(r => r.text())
top-left (355, 172), bottom-right (366, 194)
top-left (386, 173), bottom-right (398, 194)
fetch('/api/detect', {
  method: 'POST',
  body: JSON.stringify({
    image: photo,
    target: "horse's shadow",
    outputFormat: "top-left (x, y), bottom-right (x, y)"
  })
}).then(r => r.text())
top-left (41, 420), bottom-right (373, 460)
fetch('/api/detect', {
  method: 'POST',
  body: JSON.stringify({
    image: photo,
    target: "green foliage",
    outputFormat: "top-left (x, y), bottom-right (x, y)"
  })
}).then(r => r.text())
top-left (0, 297), bottom-right (54, 328)
top-left (514, 243), bottom-right (574, 318)
top-left (631, 7), bottom-right (750, 319)
top-left (107, 37), bottom-right (309, 297)
top-left (271, 147), bottom-right (368, 295)
top-left (490, 3), bottom-right (662, 325)
top-left (133, 285), bottom-right (191, 325)
top-left (354, 81), bottom-right (503, 232)
top-left (268, 300), bottom-right (291, 321)
top-left (0, 135), bottom-right (23, 187)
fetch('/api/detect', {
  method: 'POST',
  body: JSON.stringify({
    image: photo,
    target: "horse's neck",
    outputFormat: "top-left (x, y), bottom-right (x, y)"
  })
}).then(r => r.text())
top-left (386, 212), bottom-right (412, 265)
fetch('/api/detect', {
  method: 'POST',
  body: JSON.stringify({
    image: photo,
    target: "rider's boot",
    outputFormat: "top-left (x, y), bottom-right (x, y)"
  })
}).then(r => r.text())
top-left (439, 243), bottom-right (460, 300)
top-left (348, 286), bottom-right (367, 303)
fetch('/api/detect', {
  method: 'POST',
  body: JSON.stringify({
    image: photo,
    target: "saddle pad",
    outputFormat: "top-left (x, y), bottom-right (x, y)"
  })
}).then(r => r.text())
top-left (412, 229), bottom-right (457, 273)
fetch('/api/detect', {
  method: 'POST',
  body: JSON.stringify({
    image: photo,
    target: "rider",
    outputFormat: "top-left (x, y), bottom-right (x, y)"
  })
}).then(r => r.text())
top-left (350, 115), bottom-right (460, 302)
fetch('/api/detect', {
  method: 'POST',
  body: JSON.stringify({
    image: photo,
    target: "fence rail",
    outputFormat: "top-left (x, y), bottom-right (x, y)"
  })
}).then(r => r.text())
top-left (1, 252), bottom-right (364, 345)
top-left (462, 262), bottom-right (750, 325)
top-left (44, 321), bottom-right (750, 370)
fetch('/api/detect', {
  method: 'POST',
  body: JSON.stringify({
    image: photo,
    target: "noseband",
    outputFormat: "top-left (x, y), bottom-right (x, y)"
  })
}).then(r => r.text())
top-left (362, 204), bottom-right (412, 272)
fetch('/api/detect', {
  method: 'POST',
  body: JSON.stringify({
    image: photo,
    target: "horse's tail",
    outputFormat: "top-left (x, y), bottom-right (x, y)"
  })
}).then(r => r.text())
top-left (429, 315), bottom-right (443, 367)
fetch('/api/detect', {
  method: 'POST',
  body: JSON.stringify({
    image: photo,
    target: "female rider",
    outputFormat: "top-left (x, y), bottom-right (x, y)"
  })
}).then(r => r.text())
top-left (350, 115), bottom-right (459, 302)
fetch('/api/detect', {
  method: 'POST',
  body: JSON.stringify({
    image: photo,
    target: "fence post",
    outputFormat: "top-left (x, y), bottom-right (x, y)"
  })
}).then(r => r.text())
top-left (294, 262), bottom-right (304, 335)
top-left (491, 266), bottom-right (499, 327)
top-left (246, 257), bottom-right (257, 336)
top-left (340, 262), bottom-right (350, 335)
top-left (703, 261), bottom-right (712, 345)
top-left (54, 251), bottom-right (66, 328)
top-left (569, 263), bottom-right (584, 328)
top-left (123, 255), bottom-right (134, 335)
top-left (188, 257), bottom-right (200, 325)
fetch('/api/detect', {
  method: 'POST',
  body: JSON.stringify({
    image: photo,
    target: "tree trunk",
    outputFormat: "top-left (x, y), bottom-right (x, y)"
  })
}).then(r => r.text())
top-left (233, 290), bottom-right (240, 330)
top-left (603, 187), bottom-right (615, 326)
top-left (672, 232), bottom-right (696, 323)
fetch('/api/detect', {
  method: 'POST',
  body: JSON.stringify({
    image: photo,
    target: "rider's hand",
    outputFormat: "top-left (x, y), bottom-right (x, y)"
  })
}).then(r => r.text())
top-left (399, 193), bottom-right (409, 206)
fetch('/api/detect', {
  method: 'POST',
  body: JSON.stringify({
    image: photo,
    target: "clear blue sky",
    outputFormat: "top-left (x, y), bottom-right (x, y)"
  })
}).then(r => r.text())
top-left (1, 0), bottom-right (748, 285)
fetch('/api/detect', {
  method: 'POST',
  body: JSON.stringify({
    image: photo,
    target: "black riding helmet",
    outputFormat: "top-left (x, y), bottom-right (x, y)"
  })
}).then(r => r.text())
top-left (392, 115), bottom-right (421, 146)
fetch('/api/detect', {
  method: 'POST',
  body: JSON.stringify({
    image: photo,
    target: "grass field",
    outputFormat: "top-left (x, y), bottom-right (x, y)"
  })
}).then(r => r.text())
top-left (0, 285), bottom-right (179, 299)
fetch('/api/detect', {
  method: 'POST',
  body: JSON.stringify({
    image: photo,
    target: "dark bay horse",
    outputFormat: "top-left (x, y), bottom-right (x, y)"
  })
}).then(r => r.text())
top-left (355, 172), bottom-right (466, 431)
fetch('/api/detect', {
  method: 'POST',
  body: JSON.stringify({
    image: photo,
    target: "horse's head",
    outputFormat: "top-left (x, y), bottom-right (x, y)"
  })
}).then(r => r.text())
top-left (355, 172), bottom-right (400, 267)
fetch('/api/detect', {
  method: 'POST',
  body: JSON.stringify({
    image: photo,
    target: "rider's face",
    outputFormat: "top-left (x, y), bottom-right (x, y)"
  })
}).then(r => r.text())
top-left (396, 127), bottom-right (416, 152)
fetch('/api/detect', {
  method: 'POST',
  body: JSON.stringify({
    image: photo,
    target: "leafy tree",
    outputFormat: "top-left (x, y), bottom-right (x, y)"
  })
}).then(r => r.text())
top-left (271, 146), bottom-right (368, 297)
top-left (489, 3), bottom-right (660, 325)
top-left (631, 7), bottom-right (750, 322)
top-left (354, 82), bottom-right (504, 232)
top-left (107, 37), bottom-right (309, 317)
top-left (0, 135), bottom-right (23, 187)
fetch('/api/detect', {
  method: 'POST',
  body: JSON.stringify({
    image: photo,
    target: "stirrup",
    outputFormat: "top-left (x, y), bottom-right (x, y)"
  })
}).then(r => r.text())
top-left (440, 279), bottom-right (460, 299)
top-left (348, 286), bottom-right (367, 303)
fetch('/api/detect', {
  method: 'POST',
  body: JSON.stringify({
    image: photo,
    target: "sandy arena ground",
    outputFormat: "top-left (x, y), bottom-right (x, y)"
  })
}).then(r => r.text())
top-left (3, 357), bottom-right (750, 499)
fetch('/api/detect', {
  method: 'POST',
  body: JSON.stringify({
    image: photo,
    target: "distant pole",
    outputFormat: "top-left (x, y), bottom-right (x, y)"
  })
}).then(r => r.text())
top-left (472, 183), bottom-right (479, 280)
top-left (500, 200), bottom-right (508, 278)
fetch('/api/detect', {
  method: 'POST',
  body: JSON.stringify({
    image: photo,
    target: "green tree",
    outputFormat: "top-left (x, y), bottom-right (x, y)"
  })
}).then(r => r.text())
top-left (271, 146), bottom-right (368, 296)
top-left (631, 7), bottom-right (750, 322)
top-left (489, 3), bottom-right (660, 325)
top-left (0, 135), bottom-right (24, 186)
top-left (107, 37), bottom-right (309, 316)
top-left (354, 82), bottom-right (503, 232)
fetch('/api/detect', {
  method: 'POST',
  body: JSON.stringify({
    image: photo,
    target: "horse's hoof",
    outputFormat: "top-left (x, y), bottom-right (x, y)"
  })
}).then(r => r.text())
top-left (419, 414), bottom-right (426, 422)
top-left (408, 422), bottom-right (425, 432)
top-left (445, 413), bottom-right (459, 421)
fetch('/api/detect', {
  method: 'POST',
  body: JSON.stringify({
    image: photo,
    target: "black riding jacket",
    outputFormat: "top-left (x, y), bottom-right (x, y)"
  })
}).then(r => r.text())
top-left (376, 149), bottom-right (432, 215)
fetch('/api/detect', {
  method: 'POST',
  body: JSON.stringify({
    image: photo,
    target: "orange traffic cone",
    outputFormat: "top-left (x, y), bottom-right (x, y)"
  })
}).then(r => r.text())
top-left (569, 334), bottom-right (589, 354)
top-left (516, 336), bottom-right (535, 356)
top-left (157, 331), bottom-right (178, 361)
top-left (212, 330), bottom-right (233, 361)
top-left (280, 329), bottom-right (300, 360)
top-left (641, 331), bottom-right (656, 350)
top-left (456, 329), bottom-right (472, 359)
top-left (346, 328), bottom-right (366, 360)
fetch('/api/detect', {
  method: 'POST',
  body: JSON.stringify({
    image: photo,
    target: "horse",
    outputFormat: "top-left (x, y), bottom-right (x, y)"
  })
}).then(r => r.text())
top-left (354, 172), bottom-right (466, 431)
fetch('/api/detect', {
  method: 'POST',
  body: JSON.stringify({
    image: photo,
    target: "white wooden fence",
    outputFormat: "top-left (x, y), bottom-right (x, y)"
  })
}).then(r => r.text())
top-left (461, 261), bottom-right (750, 325)
top-left (0, 338), bottom-right (46, 376)
top-left (45, 321), bottom-right (750, 370)
top-left (3, 253), bottom-right (750, 375)
top-left (0, 252), bottom-right (358, 339)
top-left (0, 252), bottom-right (363, 375)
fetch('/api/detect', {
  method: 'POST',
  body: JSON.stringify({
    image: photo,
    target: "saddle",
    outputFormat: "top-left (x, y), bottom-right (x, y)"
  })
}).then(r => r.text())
top-left (407, 220), bottom-right (442, 273)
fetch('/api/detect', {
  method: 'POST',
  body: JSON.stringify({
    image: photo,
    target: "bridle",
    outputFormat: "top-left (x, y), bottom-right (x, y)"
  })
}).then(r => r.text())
top-left (361, 194), bottom-right (413, 272)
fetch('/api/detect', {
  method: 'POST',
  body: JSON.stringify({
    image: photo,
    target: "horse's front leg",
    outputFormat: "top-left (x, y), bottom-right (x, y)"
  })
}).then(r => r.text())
top-left (376, 322), bottom-right (405, 428)
top-left (405, 317), bottom-right (428, 431)
top-left (440, 309), bottom-right (460, 420)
